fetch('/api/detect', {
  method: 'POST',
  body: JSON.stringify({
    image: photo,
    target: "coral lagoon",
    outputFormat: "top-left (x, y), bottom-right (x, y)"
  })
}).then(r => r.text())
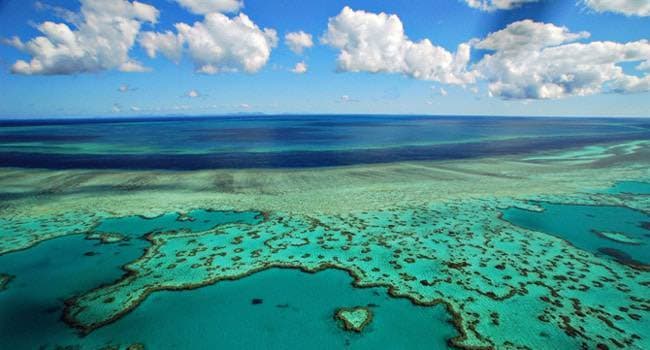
top-left (0, 116), bottom-right (649, 349)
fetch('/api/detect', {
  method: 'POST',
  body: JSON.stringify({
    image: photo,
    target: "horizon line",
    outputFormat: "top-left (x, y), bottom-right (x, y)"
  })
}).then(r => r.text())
top-left (1, 113), bottom-right (649, 122)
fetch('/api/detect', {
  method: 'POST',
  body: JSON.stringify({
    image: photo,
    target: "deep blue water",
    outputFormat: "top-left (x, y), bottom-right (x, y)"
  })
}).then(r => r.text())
top-left (0, 115), bottom-right (648, 170)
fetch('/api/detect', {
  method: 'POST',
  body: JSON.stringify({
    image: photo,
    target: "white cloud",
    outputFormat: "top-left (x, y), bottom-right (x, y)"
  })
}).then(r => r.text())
top-left (285, 31), bottom-right (313, 54)
top-left (431, 86), bottom-right (448, 96)
top-left (118, 84), bottom-right (137, 92)
top-left (320, 11), bottom-right (650, 100)
top-left (322, 7), bottom-right (476, 85)
top-left (139, 30), bottom-right (184, 63)
top-left (339, 95), bottom-right (359, 103)
top-left (172, 104), bottom-right (191, 110)
top-left (291, 61), bottom-right (308, 74)
top-left (175, 0), bottom-right (243, 15)
top-left (584, 0), bottom-right (650, 16)
top-left (186, 89), bottom-right (200, 97)
top-left (463, 0), bottom-right (539, 11)
top-left (463, 0), bottom-right (650, 16)
top-left (6, 0), bottom-right (158, 75)
top-left (473, 20), bottom-right (590, 52)
top-left (119, 59), bottom-right (150, 72)
top-left (474, 20), bottom-right (650, 99)
top-left (638, 60), bottom-right (650, 70)
top-left (34, 1), bottom-right (82, 24)
top-left (140, 12), bottom-right (277, 74)
top-left (239, 103), bottom-right (251, 108)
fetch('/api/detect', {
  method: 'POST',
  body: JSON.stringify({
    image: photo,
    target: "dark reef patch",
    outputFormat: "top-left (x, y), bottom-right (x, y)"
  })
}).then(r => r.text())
top-left (597, 247), bottom-right (649, 270)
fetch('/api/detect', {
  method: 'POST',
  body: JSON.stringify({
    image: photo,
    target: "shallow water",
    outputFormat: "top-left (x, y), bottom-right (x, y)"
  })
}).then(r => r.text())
top-left (502, 202), bottom-right (650, 267)
top-left (0, 232), bottom-right (456, 349)
top-left (91, 268), bottom-right (457, 350)
top-left (1, 116), bottom-right (649, 349)
top-left (95, 209), bottom-right (263, 237)
top-left (606, 181), bottom-right (650, 195)
top-left (0, 234), bottom-right (148, 349)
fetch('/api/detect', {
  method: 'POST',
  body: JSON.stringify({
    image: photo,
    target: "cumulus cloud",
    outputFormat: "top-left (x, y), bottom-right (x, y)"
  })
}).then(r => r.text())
top-left (321, 6), bottom-right (476, 84)
top-left (431, 86), bottom-right (448, 96)
top-left (474, 20), bottom-right (590, 52)
top-left (321, 9), bottom-right (650, 100)
top-left (120, 60), bottom-right (151, 72)
top-left (140, 12), bottom-right (277, 74)
top-left (584, 0), bottom-right (650, 16)
top-left (118, 84), bottom-right (137, 92)
top-left (175, 0), bottom-right (243, 14)
top-left (463, 0), bottom-right (650, 16)
top-left (285, 31), bottom-right (313, 54)
top-left (6, 0), bottom-right (158, 75)
top-left (339, 95), bottom-right (359, 103)
top-left (139, 30), bottom-right (184, 63)
top-left (34, 1), bottom-right (82, 24)
top-left (291, 61), bottom-right (308, 74)
top-left (464, 0), bottom-right (539, 11)
top-left (474, 20), bottom-right (650, 99)
top-left (186, 89), bottom-right (201, 98)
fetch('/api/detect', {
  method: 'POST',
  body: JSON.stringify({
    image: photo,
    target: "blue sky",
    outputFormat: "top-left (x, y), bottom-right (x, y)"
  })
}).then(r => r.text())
top-left (0, 0), bottom-right (649, 118)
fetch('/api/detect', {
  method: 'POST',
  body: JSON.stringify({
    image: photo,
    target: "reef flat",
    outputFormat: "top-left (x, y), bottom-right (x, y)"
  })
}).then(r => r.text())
top-left (594, 231), bottom-right (643, 245)
top-left (336, 307), bottom-right (373, 332)
top-left (1, 134), bottom-right (649, 349)
top-left (59, 195), bottom-right (649, 349)
top-left (1, 139), bottom-right (648, 254)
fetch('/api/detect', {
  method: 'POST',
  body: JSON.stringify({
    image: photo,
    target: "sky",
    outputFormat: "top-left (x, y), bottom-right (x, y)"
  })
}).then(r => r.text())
top-left (0, 0), bottom-right (649, 118)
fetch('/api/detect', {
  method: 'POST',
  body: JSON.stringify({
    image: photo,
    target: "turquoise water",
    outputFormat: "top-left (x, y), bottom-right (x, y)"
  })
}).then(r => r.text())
top-left (0, 234), bottom-right (456, 349)
top-left (605, 181), bottom-right (650, 195)
top-left (92, 268), bottom-right (457, 349)
top-left (0, 234), bottom-right (148, 349)
top-left (502, 203), bottom-right (649, 267)
top-left (95, 209), bottom-right (263, 237)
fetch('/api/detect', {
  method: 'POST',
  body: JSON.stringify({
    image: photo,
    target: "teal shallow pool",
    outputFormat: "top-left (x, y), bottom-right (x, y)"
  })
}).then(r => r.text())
top-left (91, 268), bottom-right (457, 349)
top-left (95, 209), bottom-right (263, 237)
top-left (0, 234), bottom-right (148, 349)
top-left (0, 233), bottom-right (456, 349)
top-left (605, 181), bottom-right (650, 195)
top-left (502, 202), bottom-right (649, 268)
